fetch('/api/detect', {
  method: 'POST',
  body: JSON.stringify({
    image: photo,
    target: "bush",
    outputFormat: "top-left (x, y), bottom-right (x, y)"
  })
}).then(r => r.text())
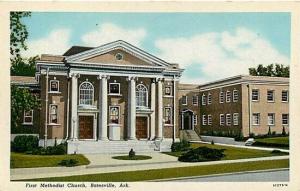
top-left (171, 140), bottom-right (190, 152)
top-left (211, 140), bottom-right (214, 145)
top-left (45, 144), bottom-right (66, 155)
top-left (271, 150), bottom-right (282, 154)
top-left (282, 126), bottom-right (287, 136)
top-left (178, 147), bottom-right (226, 162)
top-left (129, 148), bottom-right (135, 158)
top-left (11, 135), bottom-right (39, 152)
top-left (58, 159), bottom-right (78, 167)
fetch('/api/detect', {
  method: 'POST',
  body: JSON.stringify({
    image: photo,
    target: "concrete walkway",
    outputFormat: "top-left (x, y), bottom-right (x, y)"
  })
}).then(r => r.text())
top-left (10, 152), bottom-right (289, 181)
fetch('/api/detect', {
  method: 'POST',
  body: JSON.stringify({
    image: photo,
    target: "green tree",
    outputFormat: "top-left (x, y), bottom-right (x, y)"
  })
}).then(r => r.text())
top-left (249, 64), bottom-right (289, 77)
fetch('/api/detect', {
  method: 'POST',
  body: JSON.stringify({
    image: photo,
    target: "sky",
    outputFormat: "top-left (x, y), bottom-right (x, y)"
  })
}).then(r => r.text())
top-left (21, 12), bottom-right (290, 83)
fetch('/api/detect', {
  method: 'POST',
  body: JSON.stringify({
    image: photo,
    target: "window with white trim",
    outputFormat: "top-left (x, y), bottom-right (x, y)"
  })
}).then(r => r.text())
top-left (202, 94), bottom-right (206, 105)
top-left (109, 83), bottom-right (120, 95)
top-left (233, 113), bottom-right (239, 126)
top-left (193, 115), bottom-right (198, 126)
top-left (219, 91), bottom-right (224, 103)
top-left (23, 110), bottom-right (33, 125)
top-left (207, 93), bottom-right (212, 104)
top-left (226, 91), bottom-right (231, 102)
top-left (252, 89), bottom-right (259, 101)
top-left (233, 90), bottom-right (239, 102)
top-left (79, 81), bottom-right (94, 106)
top-left (49, 104), bottom-right (58, 124)
top-left (165, 86), bottom-right (172, 96)
top-left (136, 84), bottom-right (148, 109)
top-left (192, 96), bottom-right (198, 106)
top-left (267, 90), bottom-right (275, 102)
top-left (282, 90), bottom-right (288, 102)
top-left (282, 114), bottom-right (289, 125)
top-left (182, 96), bottom-right (187, 105)
top-left (268, 113), bottom-right (275, 125)
top-left (207, 115), bottom-right (212, 125)
top-left (226, 114), bottom-right (231, 126)
top-left (109, 106), bottom-right (120, 124)
top-left (252, 113), bottom-right (260, 125)
top-left (164, 107), bottom-right (172, 125)
top-left (202, 115), bottom-right (207, 125)
top-left (220, 114), bottom-right (225, 126)
top-left (50, 80), bottom-right (59, 92)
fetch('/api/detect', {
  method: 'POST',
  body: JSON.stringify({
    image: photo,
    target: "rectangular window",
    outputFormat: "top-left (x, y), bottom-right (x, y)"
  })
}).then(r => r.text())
top-left (109, 106), bottom-right (120, 124)
top-left (233, 113), bottom-right (239, 126)
top-left (207, 93), bottom-right (212, 104)
top-left (23, 110), bottom-right (33, 125)
top-left (207, 115), bottom-right (212, 125)
top-left (202, 94), bottom-right (206, 105)
top-left (49, 104), bottom-right (58, 124)
top-left (233, 90), bottom-right (239, 102)
top-left (226, 91), bottom-right (231, 102)
top-left (226, 114), bottom-right (231, 126)
top-left (164, 107), bottom-right (172, 125)
top-left (268, 113), bottom-right (275, 125)
top-left (282, 90), bottom-right (288, 102)
top-left (182, 96), bottom-right (187, 105)
top-left (109, 83), bottom-right (120, 95)
top-left (202, 115), bottom-right (207, 125)
top-left (50, 80), bottom-right (59, 92)
top-left (267, 90), bottom-right (275, 102)
top-left (193, 115), bottom-right (198, 126)
top-left (192, 96), bottom-right (198, 106)
top-left (252, 89), bottom-right (259, 101)
top-left (165, 86), bottom-right (172, 96)
top-left (220, 114), bottom-right (225, 126)
top-left (252, 113), bottom-right (260, 125)
top-left (282, 114), bottom-right (289, 125)
top-left (219, 91), bottom-right (224, 103)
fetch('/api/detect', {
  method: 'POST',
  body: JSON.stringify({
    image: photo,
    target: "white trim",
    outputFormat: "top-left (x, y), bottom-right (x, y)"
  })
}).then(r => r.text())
top-left (202, 115), bottom-right (207, 125)
top-left (49, 104), bottom-right (59, 125)
top-left (226, 114), bottom-right (231, 126)
top-left (164, 106), bottom-right (173, 125)
top-left (78, 113), bottom-right (97, 141)
top-left (251, 89), bottom-right (260, 102)
top-left (267, 90), bottom-right (275, 102)
top-left (182, 95), bottom-right (187, 105)
top-left (233, 113), bottom-right (239, 126)
top-left (109, 105), bottom-right (121, 125)
top-left (23, 110), bottom-right (33, 125)
top-left (192, 95), bottom-right (198, 106)
top-left (202, 94), bottom-right (206, 106)
top-left (219, 91), bottom-right (224, 103)
top-left (281, 90), bottom-right (289, 102)
top-left (233, 90), bottom-right (239, 102)
top-left (267, 113), bottom-right (275, 126)
top-left (164, 85), bottom-right (173, 96)
top-left (207, 114), bottom-right (212, 126)
top-left (78, 81), bottom-right (95, 106)
top-left (252, 113), bottom-right (260, 126)
top-left (219, 114), bottom-right (225, 126)
top-left (49, 79), bottom-right (60, 93)
top-left (136, 83), bottom-right (149, 109)
top-left (226, 90), bottom-right (231, 103)
top-left (282, 114), bottom-right (289, 125)
top-left (207, 93), bottom-right (212, 105)
top-left (109, 82), bottom-right (121, 95)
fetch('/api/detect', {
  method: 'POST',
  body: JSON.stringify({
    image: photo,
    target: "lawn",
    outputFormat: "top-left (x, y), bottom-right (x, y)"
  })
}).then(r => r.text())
top-left (112, 155), bottom-right (152, 160)
top-left (164, 143), bottom-right (288, 160)
top-left (25, 159), bottom-right (289, 182)
top-left (253, 137), bottom-right (289, 149)
top-left (11, 152), bottom-right (90, 168)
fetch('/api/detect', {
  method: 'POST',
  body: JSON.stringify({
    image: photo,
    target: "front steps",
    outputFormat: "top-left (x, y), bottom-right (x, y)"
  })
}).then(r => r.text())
top-left (180, 130), bottom-right (201, 141)
top-left (67, 139), bottom-right (173, 154)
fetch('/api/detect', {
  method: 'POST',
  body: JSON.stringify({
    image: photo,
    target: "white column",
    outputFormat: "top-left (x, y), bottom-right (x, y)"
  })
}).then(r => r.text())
top-left (127, 76), bottom-right (136, 140)
top-left (173, 78), bottom-right (176, 141)
top-left (71, 73), bottom-right (79, 140)
top-left (157, 78), bottom-right (163, 140)
top-left (98, 75), bottom-right (109, 140)
top-left (150, 79), bottom-right (156, 140)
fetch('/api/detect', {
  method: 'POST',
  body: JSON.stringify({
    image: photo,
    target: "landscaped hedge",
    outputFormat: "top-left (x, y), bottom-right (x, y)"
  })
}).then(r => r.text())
top-left (11, 135), bottom-right (39, 152)
top-left (252, 141), bottom-right (289, 148)
top-left (171, 140), bottom-right (190, 152)
top-left (178, 146), bottom-right (225, 162)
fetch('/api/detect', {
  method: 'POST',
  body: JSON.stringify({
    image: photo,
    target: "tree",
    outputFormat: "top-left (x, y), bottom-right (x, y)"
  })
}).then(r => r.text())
top-left (11, 56), bottom-right (38, 76)
top-left (249, 64), bottom-right (289, 77)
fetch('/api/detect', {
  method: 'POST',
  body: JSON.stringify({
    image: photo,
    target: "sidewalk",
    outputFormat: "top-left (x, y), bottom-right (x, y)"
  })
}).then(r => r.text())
top-left (10, 153), bottom-right (289, 181)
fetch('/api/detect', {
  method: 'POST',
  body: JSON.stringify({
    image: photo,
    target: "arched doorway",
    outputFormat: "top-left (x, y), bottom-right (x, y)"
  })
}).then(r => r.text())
top-left (181, 109), bottom-right (194, 130)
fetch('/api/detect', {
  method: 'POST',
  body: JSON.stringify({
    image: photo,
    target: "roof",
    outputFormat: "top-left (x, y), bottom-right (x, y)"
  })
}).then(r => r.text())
top-left (40, 54), bottom-right (65, 62)
top-left (11, 76), bottom-right (38, 85)
top-left (63, 46), bottom-right (94, 56)
top-left (178, 83), bottom-right (200, 91)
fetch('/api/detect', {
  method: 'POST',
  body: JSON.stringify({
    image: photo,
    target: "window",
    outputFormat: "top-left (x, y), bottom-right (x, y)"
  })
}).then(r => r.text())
top-left (282, 114), bottom-right (289, 125)
top-left (109, 83), bottom-right (120, 95)
top-left (49, 104), bottom-right (58, 124)
top-left (226, 114), bottom-right (231, 126)
top-left (109, 106), bottom-right (120, 124)
top-left (115, 53), bottom-right (123, 61)
top-left (226, 91), bottom-right (231, 102)
top-left (233, 90), bottom-right (239, 102)
top-left (220, 114), bottom-right (225, 126)
top-left (219, 91), bottom-right (224, 103)
top-left (202, 94), bottom-right (206, 105)
top-left (79, 82), bottom-right (94, 106)
top-left (164, 107), bottom-right (172, 125)
top-left (252, 113), bottom-right (260, 125)
top-left (165, 86), bottom-right (172, 96)
top-left (23, 110), bottom-right (33, 125)
top-left (252, 89), bottom-right (259, 101)
top-left (207, 93), bottom-right (212, 104)
top-left (182, 96), bottom-right (187, 105)
top-left (193, 115), bottom-right (198, 126)
top-left (268, 113), bottom-right (275, 125)
top-left (233, 113), bottom-right (239, 126)
top-left (267, 90), bottom-right (275, 102)
top-left (192, 96), bottom-right (198, 105)
top-left (50, 80), bottom-right (59, 92)
top-left (282, 91), bottom-right (288, 102)
top-left (136, 84), bottom-right (148, 108)
top-left (207, 115), bottom-right (212, 125)
top-left (202, 115), bottom-right (207, 125)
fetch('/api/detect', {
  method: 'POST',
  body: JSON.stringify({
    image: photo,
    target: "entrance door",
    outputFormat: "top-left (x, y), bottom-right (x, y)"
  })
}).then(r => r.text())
top-left (136, 117), bottom-right (147, 139)
top-left (182, 111), bottom-right (193, 130)
top-left (79, 115), bottom-right (94, 139)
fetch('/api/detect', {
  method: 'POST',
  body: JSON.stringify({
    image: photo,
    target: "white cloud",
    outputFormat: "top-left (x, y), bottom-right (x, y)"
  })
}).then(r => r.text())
top-left (155, 27), bottom-right (289, 84)
top-left (22, 29), bottom-right (71, 58)
top-left (81, 23), bottom-right (146, 47)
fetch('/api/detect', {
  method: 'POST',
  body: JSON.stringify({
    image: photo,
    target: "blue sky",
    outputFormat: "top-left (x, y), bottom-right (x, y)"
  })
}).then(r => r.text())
top-left (22, 12), bottom-right (290, 83)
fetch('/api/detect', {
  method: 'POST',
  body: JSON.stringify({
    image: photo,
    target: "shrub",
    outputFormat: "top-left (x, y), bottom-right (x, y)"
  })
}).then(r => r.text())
top-left (271, 150), bottom-right (282, 154)
top-left (45, 144), bottom-right (66, 155)
top-left (11, 135), bottom-right (39, 152)
top-left (267, 126), bottom-right (272, 136)
top-left (58, 159), bottom-right (78, 167)
top-left (129, 148), bottom-right (135, 158)
top-left (282, 126), bottom-right (287, 136)
top-left (178, 147), bottom-right (225, 162)
top-left (211, 140), bottom-right (214, 145)
top-left (171, 140), bottom-right (190, 152)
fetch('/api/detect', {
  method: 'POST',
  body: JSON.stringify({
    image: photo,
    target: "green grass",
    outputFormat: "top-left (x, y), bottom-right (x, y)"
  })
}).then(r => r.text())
top-left (11, 152), bottom-right (90, 168)
top-left (24, 159), bottom-right (289, 182)
top-left (254, 137), bottom-right (289, 149)
top-left (112, 155), bottom-right (152, 160)
top-left (164, 143), bottom-right (288, 160)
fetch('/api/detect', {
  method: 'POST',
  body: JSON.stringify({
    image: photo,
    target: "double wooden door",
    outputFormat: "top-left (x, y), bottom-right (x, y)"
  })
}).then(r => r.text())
top-left (79, 115), bottom-right (93, 139)
top-left (136, 117), bottom-right (147, 139)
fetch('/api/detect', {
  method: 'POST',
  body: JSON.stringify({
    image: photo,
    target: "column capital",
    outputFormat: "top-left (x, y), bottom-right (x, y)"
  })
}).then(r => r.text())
top-left (97, 74), bottom-right (110, 80)
top-left (126, 76), bottom-right (138, 81)
top-left (70, 73), bottom-right (80, 78)
top-left (155, 77), bottom-right (164, 82)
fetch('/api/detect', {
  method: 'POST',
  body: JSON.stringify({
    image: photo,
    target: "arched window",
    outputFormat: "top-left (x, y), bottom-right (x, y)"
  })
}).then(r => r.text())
top-left (136, 84), bottom-right (148, 108)
top-left (79, 81), bottom-right (94, 106)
